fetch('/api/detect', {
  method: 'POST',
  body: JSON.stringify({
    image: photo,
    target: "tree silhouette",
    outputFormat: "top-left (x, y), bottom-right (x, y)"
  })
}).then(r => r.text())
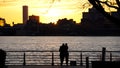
top-left (88, 0), bottom-right (120, 27)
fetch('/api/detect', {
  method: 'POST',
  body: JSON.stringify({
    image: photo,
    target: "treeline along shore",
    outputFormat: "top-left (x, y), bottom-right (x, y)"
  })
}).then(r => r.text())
top-left (0, 18), bottom-right (120, 36)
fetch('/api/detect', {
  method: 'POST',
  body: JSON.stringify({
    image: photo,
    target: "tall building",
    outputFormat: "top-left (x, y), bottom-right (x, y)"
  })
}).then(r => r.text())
top-left (23, 5), bottom-right (28, 24)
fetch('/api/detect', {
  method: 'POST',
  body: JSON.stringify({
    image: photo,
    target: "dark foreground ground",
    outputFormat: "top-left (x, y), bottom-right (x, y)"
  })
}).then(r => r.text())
top-left (6, 65), bottom-right (88, 68)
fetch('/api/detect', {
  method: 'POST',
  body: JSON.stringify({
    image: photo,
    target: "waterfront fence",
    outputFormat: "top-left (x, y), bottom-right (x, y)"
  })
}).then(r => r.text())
top-left (5, 50), bottom-right (120, 66)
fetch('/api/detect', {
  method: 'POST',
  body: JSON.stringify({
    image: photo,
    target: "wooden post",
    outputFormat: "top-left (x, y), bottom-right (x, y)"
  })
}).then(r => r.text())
top-left (80, 52), bottom-right (83, 66)
top-left (102, 47), bottom-right (106, 62)
top-left (110, 52), bottom-right (112, 61)
top-left (52, 52), bottom-right (54, 66)
top-left (86, 57), bottom-right (89, 68)
top-left (23, 53), bottom-right (26, 66)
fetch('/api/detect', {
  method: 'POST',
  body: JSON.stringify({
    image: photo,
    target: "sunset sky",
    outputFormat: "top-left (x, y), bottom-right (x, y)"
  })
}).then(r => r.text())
top-left (0, 0), bottom-right (89, 25)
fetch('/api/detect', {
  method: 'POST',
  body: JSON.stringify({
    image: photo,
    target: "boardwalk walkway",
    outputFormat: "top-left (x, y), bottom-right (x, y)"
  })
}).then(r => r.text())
top-left (7, 65), bottom-right (88, 68)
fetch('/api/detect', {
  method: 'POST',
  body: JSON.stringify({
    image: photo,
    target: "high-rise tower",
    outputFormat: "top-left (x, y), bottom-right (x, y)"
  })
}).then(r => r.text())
top-left (23, 5), bottom-right (28, 24)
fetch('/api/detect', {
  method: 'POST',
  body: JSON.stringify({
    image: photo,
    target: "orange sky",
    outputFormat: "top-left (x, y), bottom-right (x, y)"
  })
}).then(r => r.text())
top-left (0, 0), bottom-right (89, 25)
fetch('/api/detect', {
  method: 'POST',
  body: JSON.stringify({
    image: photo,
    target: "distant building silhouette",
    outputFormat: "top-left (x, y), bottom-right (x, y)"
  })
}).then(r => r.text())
top-left (81, 7), bottom-right (116, 29)
top-left (23, 5), bottom-right (28, 24)
top-left (80, 7), bottom-right (120, 36)
top-left (29, 15), bottom-right (40, 23)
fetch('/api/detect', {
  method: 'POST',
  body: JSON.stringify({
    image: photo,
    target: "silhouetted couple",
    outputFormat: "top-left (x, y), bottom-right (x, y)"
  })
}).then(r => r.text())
top-left (59, 43), bottom-right (69, 66)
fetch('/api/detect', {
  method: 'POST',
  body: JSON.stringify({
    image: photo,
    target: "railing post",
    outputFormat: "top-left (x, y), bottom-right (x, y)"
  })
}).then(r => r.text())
top-left (80, 52), bottom-right (83, 66)
top-left (23, 52), bottom-right (26, 66)
top-left (86, 57), bottom-right (89, 68)
top-left (102, 47), bottom-right (106, 62)
top-left (52, 52), bottom-right (54, 66)
top-left (110, 52), bottom-right (112, 61)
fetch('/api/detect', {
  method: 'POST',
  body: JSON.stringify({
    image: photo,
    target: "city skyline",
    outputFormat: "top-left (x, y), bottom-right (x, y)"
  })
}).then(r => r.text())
top-left (0, 0), bottom-right (89, 25)
top-left (0, 5), bottom-right (120, 36)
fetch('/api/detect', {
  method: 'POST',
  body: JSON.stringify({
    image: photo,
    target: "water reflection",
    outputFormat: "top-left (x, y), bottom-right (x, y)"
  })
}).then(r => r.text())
top-left (0, 36), bottom-right (120, 51)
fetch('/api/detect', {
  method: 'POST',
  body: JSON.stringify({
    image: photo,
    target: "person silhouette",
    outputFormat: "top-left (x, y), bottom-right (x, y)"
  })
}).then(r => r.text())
top-left (59, 43), bottom-right (69, 66)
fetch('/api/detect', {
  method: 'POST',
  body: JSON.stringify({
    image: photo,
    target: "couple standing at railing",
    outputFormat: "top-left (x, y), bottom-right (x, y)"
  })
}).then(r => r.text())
top-left (59, 43), bottom-right (69, 66)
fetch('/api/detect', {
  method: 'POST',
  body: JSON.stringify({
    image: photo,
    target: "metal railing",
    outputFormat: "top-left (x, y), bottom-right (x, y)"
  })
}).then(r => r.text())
top-left (5, 50), bottom-right (120, 66)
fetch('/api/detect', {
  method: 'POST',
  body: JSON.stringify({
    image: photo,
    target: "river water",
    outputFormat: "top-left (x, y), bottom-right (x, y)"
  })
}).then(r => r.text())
top-left (0, 36), bottom-right (120, 51)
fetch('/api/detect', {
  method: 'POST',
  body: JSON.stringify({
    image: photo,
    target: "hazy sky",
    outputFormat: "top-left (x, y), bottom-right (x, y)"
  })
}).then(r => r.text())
top-left (0, 0), bottom-right (89, 25)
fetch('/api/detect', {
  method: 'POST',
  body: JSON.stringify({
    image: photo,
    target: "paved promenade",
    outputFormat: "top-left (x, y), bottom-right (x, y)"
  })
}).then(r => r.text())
top-left (7, 65), bottom-right (88, 68)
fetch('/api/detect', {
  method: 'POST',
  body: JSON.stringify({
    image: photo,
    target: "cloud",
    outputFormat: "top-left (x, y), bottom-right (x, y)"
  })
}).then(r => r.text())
top-left (0, 0), bottom-right (17, 2)
top-left (0, 0), bottom-right (18, 7)
top-left (0, 0), bottom-right (88, 14)
top-left (0, 0), bottom-right (88, 7)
